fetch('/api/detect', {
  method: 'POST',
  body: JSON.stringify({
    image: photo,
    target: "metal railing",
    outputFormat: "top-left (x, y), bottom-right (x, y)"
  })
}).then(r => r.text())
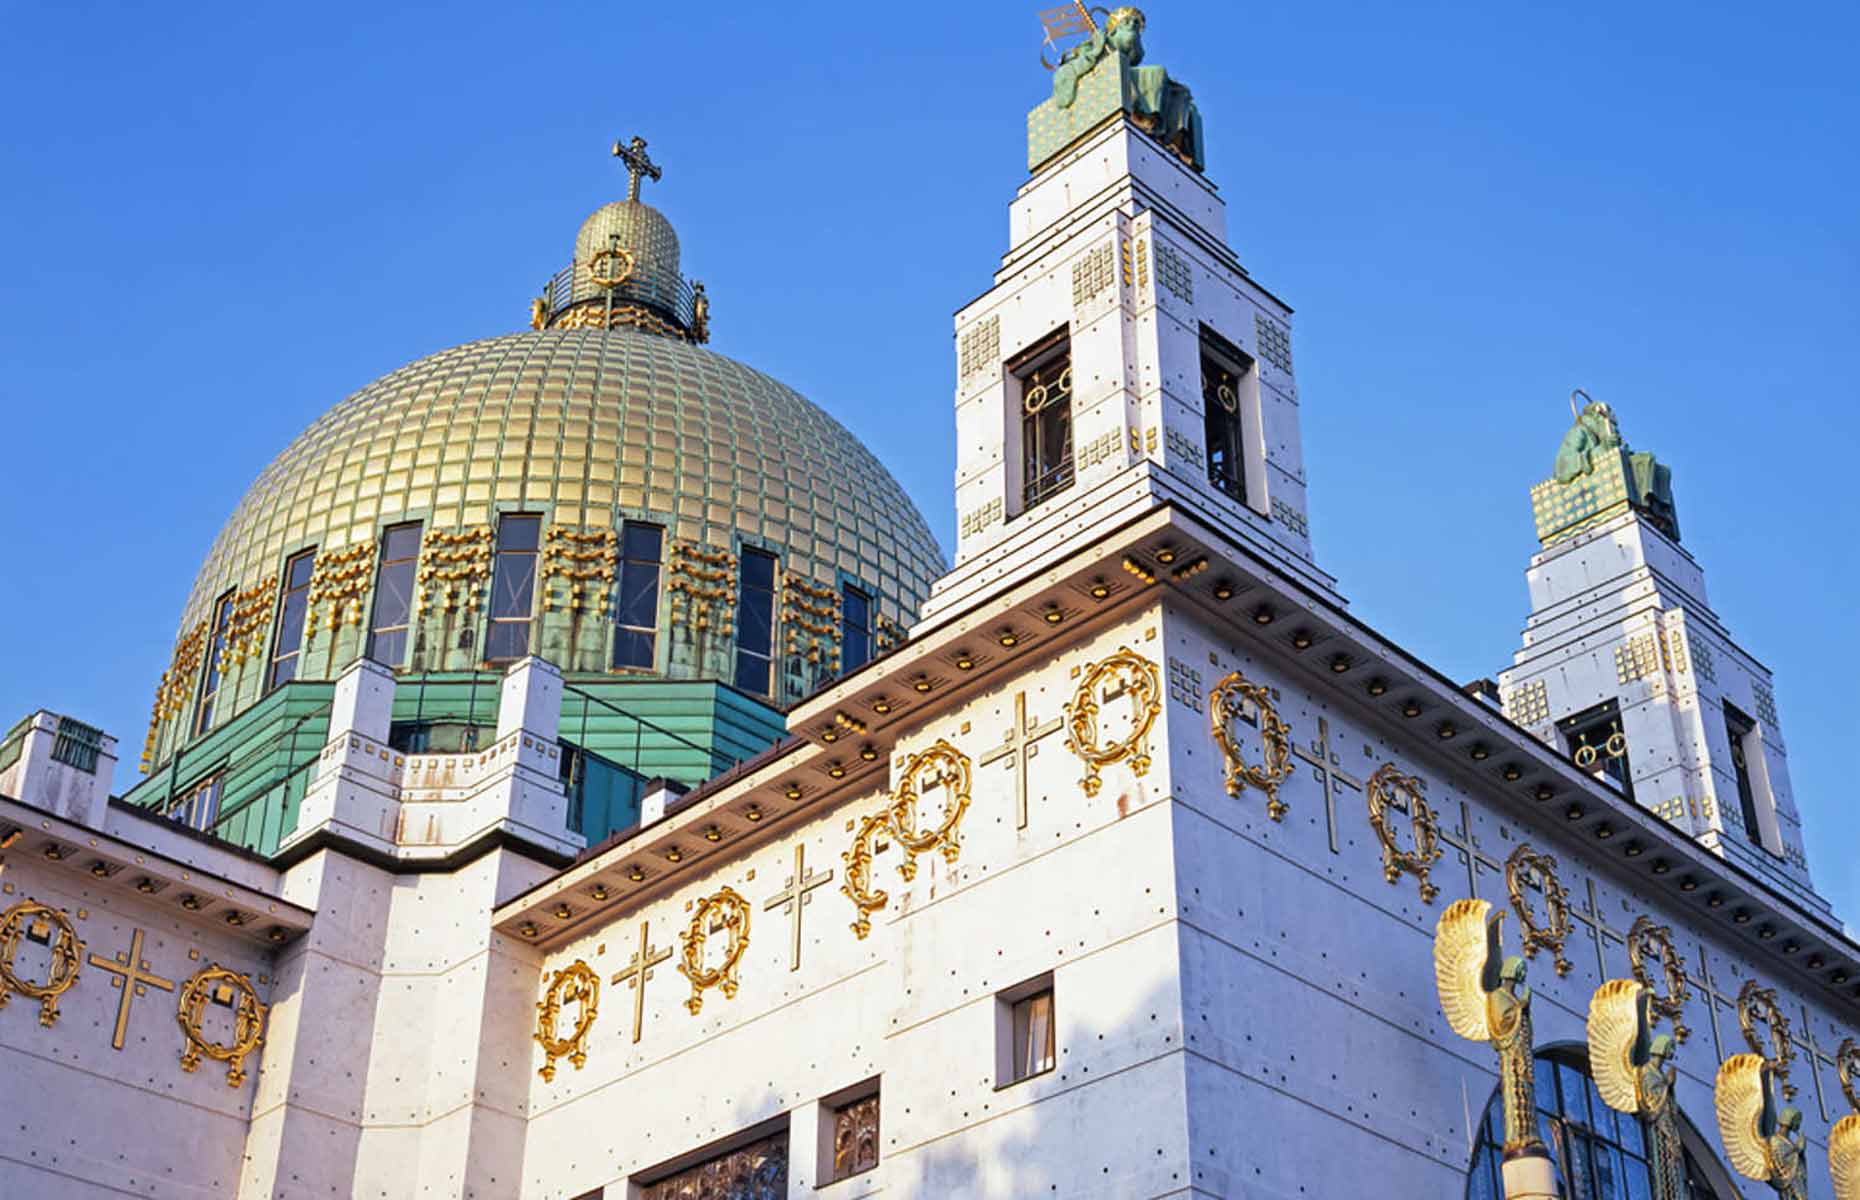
top-left (538, 264), bottom-right (698, 330)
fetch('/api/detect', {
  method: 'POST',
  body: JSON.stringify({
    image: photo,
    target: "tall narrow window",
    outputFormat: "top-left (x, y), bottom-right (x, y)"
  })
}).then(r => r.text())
top-left (1723, 702), bottom-right (1767, 851)
top-left (1016, 333), bottom-right (1074, 511)
top-left (267, 549), bottom-right (317, 691)
top-left (828, 1090), bottom-right (881, 1182)
top-left (486, 514), bottom-right (541, 663)
top-left (1011, 988), bottom-right (1056, 1081)
top-left (1202, 328), bottom-right (1254, 503)
top-left (194, 592), bottom-right (235, 735)
top-left (367, 522), bottom-right (423, 667)
top-left (612, 523), bottom-right (663, 670)
top-left (1558, 701), bottom-right (1632, 800)
top-left (734, 547), bottom-right (778, 696)
top-left (841, 584), bottom-right (872, 674)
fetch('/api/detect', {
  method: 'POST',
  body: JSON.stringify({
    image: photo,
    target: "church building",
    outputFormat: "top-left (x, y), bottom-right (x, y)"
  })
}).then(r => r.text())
top-left (1, 7), bottom-right (1854, 1198)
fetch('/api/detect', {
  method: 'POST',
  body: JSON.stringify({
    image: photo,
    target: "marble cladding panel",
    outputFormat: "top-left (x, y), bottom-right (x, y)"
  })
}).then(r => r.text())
top-left (1161, 599), bottom-right (1857, 1166)
top-left (0, 860), bottom-right (273, 1198)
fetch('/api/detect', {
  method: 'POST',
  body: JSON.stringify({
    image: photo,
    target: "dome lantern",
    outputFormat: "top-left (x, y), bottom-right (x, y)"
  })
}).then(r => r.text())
top-left (530, 135), bottom-right (711, 343)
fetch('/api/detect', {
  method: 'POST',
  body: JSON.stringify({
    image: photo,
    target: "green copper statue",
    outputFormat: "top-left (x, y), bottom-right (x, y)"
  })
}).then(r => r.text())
top-left (1553, 391), bottom-right (1623, 483)
top-left (1051, 7), bottom-right (1205, 170)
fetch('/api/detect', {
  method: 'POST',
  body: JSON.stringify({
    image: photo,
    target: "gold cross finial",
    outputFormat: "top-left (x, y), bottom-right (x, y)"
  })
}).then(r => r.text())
top-left (612, 135), bottom-right (662, 203)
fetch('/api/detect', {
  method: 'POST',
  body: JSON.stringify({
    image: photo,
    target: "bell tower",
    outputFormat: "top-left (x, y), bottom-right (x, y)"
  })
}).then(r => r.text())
top-left (1496, 395), bottom-right (1828, 914)
top-left (917, 6), bottom-right (1339, 623)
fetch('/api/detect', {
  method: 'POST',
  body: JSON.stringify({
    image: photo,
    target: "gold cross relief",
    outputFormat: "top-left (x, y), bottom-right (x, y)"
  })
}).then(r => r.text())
top-left (610, 920), bottom-right (672, 1044)
top-left (763, 844), bottom-right (834, 972)
top-left (978, 690), bottom-right (1064, 830)
top-left (87, 928), bottom-right (174, 1051)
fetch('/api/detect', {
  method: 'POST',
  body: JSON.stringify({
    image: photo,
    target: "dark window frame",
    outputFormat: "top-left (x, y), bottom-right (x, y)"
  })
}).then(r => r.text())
top-left (612, 522), bottom-right (664, 671)
top-left (485, 513), bottom-right (542, 665)
top-left (366, 522), bottom-right (424, 668)
top-left (996, 972), bottom-right (1057, 1088)
top-left (733, 546), bottom-right (778, 697)
top-left (1201, 325), bottom-right (1255, 504)
top-left (194, 591), bottom-right (236, 736)
top-left (267, 548), bottom-right (318, 692)
top-left (840, 582), bottom-right (873, 675)
top-left (1013, 329), bottom-right (1075, 513)
top-left (1558, 699), bottom-right (1633, 801)
top-left (1722, 701), bottom-right (1772, 854)
top-left (824, 1081), bottom-right (881, 1183)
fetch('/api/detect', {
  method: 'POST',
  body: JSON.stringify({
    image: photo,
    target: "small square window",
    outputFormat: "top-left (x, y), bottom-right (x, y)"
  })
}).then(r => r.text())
top-left (996, 973), bottom-right (1056, 1087)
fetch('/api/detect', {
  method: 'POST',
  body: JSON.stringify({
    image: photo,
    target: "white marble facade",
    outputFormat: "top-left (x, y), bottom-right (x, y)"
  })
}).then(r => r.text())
top-left (2, 98), bottom-right (1856, 1200)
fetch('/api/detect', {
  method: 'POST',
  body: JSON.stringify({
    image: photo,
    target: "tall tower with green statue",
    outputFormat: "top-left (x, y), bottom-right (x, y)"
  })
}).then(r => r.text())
top-left (1498, 394), bottom-right (1826, 913)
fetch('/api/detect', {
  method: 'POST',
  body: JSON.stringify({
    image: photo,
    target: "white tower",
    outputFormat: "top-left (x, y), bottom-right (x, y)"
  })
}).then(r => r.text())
top-left (1497, 396), bottom-right (1826, 914)
top-left (917, 7), bottom-right (1339, 624)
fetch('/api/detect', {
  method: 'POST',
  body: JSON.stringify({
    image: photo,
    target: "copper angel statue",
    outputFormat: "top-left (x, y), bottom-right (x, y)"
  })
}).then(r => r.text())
top-left (1587, 979), bottom-right (1685, 1199)
top-left (1435, 899), bottom-right (1556, 1199)
top-left (1715, 1053), bottom-right (1810, 1200)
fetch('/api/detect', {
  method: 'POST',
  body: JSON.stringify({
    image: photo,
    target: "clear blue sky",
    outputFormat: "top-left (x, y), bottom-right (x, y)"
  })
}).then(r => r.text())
top-left (2, 3), bottom-right (1853, 918)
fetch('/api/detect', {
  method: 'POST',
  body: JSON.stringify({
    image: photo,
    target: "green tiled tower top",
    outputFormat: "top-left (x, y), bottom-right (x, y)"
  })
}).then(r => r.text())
top-left (1531, 397), bottom-right (1680, 547)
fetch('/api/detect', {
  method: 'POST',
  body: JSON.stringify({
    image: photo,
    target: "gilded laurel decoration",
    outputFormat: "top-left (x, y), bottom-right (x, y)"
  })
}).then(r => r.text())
top-left (0, 901), bottom-right (84, 1027)
top-left (678, 887), bottom-right (750, 1014)
top-left (1064, 646), bottom-right (1162, 797)
top-left (888, 740), bottom-right (973, 881)
top-left (1626, 916), bottom-right (1692, 1046)
top-left (415, 528), bottom-right (495, 614)
top-left (176, 965), bottom-right (267, 1087)
top-left (1365, 763), bottom-right (1442, 904)
top-left (1736, 979), bottom-right (1797, 1101)
top-left (534, 959), bottom-right (600, 1082)
top-left (1504, 845), bottom-right (1573, 978)
top-left (540, 526), bottom-right (618, 615)
top-left (1207, 670), bottom-right (1293, 821)
top-left (839, 811), bottom-right (892, 940)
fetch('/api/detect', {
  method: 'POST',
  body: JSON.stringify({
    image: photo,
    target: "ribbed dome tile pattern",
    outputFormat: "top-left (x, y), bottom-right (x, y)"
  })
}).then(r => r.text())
top-left (179, 329), bottom-right (944, 636)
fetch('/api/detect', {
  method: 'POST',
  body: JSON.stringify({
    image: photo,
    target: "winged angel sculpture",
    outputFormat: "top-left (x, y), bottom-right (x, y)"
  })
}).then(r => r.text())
top-left (1587, 979), bottom-right (1685, 1200)
top-left (1436, 899), bottom-right (1557, 1197)
top-left (1716, 1053), bottom-right (1810, 1200)
top-left (1833, 1037), bottom-right (1859, 1200)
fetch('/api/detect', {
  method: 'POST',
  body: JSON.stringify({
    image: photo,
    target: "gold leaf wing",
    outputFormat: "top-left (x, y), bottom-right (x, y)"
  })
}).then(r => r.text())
top-left (1434, 898), bottom-right (1495, 1042)
top-left (1832, 1115), bottom-right (1860, 1200)
top-left (1587, 978), bottom-right (1647, 1116)
top-left (1714, 1053), bottom-right (1773, 1182)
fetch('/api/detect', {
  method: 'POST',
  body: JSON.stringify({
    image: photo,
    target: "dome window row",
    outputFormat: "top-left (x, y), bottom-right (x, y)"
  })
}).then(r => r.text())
top-left (146, 511), bottom-right (897, 770)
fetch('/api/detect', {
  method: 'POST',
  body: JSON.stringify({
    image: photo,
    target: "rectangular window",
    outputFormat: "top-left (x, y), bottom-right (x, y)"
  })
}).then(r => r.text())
top-left (485, 514), bottom-right (541, 664)
top-left (638, 1129), bottom-right (788, 1200)
top-left (367, 522), bottom-right (423, 668)
top-left (996, 973), bottom-right (1057, 1087)
top-left (267, 549), bottom-right (317, 691)
top-left (733, 547), bottom-right (777, 696)
top-left (841, 584), bottom-right (872, 674)
top-left (612, 522), bottom-right (663, 670)
top-left (1016, 332), bottom-right (1074, 512)
top-left (1558, 700), bottom-right (1632, 800)
top-left (163, 772), bottom-right (223, 832)
top-left (828, 1090), bottom-right (880, 1183)
top-left (1201, 328), bottom-right (1254, 503)
top-left (194, 591), bottom-right (236, 736)
top-left (1723, 702), bottom-right (1769, 852)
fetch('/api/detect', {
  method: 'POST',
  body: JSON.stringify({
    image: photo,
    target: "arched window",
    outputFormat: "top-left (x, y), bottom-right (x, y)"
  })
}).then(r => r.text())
top-left (1466, 1045), bottom-right (1740, 1200)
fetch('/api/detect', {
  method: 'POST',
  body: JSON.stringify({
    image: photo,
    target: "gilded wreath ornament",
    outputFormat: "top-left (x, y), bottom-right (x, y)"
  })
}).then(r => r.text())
top-left (1208, 670), bottom-right (1293, 821)
top-left (1626, 915), bottom-right (1693, 1046)
top-left (840, 810), bottom-right (892, 940)
top-left (1064, 646), bottom-right (1162, 797)
top-left (888, 739), bottom-right (973, 881)
top-left (1365, 763), bottom-right (1442, 904)
top-left (1736, 978), bottom-right (1797, 1101)
top-left (588, 244), bottom-right (636, 290)
top-left (679, 887), bottom-right (750, 1014)
top-left (176, 965), bottom-right (267, 1087)
top-left (0, 900), bottom-right (84, 1027)
top-left (534, 959), bottom-right (600, 1082)
top-left (1504, 845), bottom-right (1573, 978)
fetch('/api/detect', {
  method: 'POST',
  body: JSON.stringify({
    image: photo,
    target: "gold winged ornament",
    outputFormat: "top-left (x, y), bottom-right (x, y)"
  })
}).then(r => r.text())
top-left (1587, 980), bottom-right (1685, 1200)
top-left (1831, 1037), bottom-right (1858, 1200)
top-left (1434, 899), bottom-right (1557, 1199)
top-left (1715, 1053), bottom-right (1810, 1200)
